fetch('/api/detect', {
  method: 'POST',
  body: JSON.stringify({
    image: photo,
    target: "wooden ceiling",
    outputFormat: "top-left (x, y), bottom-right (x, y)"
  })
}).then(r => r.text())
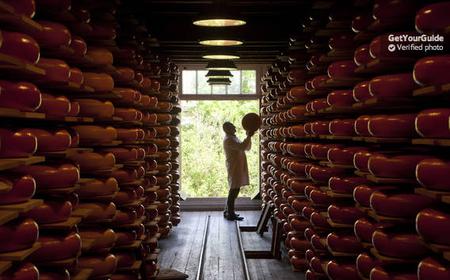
top-left (129, 0), bottom-right (312, 63)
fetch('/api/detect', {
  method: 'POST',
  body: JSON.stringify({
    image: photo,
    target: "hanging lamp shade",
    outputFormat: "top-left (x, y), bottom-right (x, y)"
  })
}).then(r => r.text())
top-left (206, 70), bottom-right (233, 78)
top-left (207, 78), bottom-right (232, 85)
top-left (199, 39), bottom-right (243, 46)
top-left (192, 0), bottom-right (246, 27)
top-left (203, 48), bottom-right (240, 60)
top-left (206, 60), bottom-right (237, 70)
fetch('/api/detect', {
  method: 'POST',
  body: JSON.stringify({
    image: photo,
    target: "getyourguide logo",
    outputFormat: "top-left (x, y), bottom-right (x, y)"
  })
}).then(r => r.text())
top-left (388, 34), bottom-right (444, 42)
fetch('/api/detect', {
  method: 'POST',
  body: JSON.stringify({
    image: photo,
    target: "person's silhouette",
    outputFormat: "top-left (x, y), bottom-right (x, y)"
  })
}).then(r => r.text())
top-left (222, 122), bottom-right (254, 221)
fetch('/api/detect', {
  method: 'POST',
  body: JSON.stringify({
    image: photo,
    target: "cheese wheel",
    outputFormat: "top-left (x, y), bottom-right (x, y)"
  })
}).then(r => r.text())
top-left (33, 21), bottom-right (71, 48)
top-left (86, 47), bottom-right (113, 66)
top-left (68, 151), bottom-right (116, 171)
top-left (116, 128), bottom-right (145, 142)
top-left (116, 67), bottom-right (135, 82)
top-left (327, 90), bottom-right (354, 107)
top-left (0, 80), bottom-right (42, 111)
top-left (327, 60), bottom-right (357, 79)
top-left (352, 14), bottom-right (372, 32)
top-left (0, 31), bottom-right (40, 64)
top-left (76, 99), bottom-right (115, 119)
top-left (115, 88), bottom-right (142, 105)
top-left (70, 36), bottom-right (87, 57)
top-left (78, 202), bottom-right (117, 222)
top-left (78, 178), bottom-right (119, 198)
top-left (79, 228), bottom-right (116, 253)
top-left (89, 24), bottom-right (116, 40)
top-left (0, 128), bottom-right (37, 158)
top-left (415, 108), bottom-right (450, 138)
top-left (25, 200), bottom-right (72, 224)
top-left (21, 129), bottom-right (71, 153)
top-left (73, 125), bottom-right (117, 144)
top-left (0, 263), bottom-right (39, 280)
top-left (3, 0), bottom-right (35, 17)
top-left (413, 56), bottom-right (450, 86)
top-left (69, 67), bottom-right (83, 85)
top-left (329, 34), bottom-right (354, 50)
top-left (37, 94), bottom-right (71, 117)
top-left (373, 0), bottom-right (417, 21)
top-left (354, 44), bottom-right (372, 66)
top-left (372, 230), bottom-right (430, 258)
top-left (36, 58), bottom-right (70, 83)
top-left (0, 219), bottom-right (38, 253)
top-left (83, 73), bottom-right (114, 92)
top-left (68, 101), bottom-right (80, 117)
top-left (415, 2), bottom-right (450, 34)
top-left (0, 175), bottom-right (36, 205)
top-left (368, 114), bottom-right (417, 138)
top-left (114, 108), bottom-right (143, 121)
top-left (78, 254), bottom-right (117, 278)
top-left (352, 81), bottom-right (371, 102)
top-left (369, 73), bottom-right (416, 98)
top-left (368, 154), bottom-right (430, 178)
top-left (29, 233), bottom-right (81, 262)
top-left (12, 164), bottom-right (80, 190)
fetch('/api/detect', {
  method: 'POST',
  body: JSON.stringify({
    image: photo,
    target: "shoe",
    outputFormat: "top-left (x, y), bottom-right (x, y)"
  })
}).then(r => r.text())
top-left (225, 213), bottom-right (244, 221)
top-left (223, 211), bottom-right (240, 217)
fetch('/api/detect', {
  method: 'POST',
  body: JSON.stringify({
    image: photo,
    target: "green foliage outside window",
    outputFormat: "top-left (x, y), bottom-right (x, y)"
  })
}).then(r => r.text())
top-left (180, 100), bottom-right (260, 197)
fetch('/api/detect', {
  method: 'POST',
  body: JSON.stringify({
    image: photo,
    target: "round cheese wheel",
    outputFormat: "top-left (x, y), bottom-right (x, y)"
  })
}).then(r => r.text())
top-left (369, 73), bottom-right (415, 98)
top-left (327, 60), bottom-right (357, 79)
top-left (414, 56), bottom-right (450, 87)
top-left (102, 147), bottom-right (138, 163)
top-left (12, 164), bottom-right (79, 190)
top-left (328, 176), bottom-right (370, 194)
top-left (78, 178), bottom-right (119, 198)
top-left (356, 253), bottom-right (382, 279)
top-left (415, 2), bottom-right (450, 34)
top-left (354, 44), bottom-right (372, 66)
top-left (33, 21), bottom-right (71, 48)
top-left (79, 228), bottom-right (116, 253)
top-left (4, 0), bottom-right (35, 17)
top-left (326, 260), bottom-right (360, 280)
top-left (354, 115), bottom-right (371, 136)
top-left (415, 108), bottom-right (450, 138)
top-left (29, 233), bottom-right (81, 262)
top-left (353, 80), bottom-right (371, 102)
top-left (418, 257), bottom-right (450, 280)
top-left (0, 263), bottom-right (39, 280)
top-left (68, 67), bottom-right (83, 85)
top-left (309, 166), bottom-right (347, 183)
top-left (115, 88), bottom-right (141, 104)
top-left (114, 108), bottom-right (143, 121)
top-left (83, 73), bottom-right (114, 92)
top-left (72, 125), bottom-right (117, 144)
top-left (37, 58), bottom-right (70, 83)
top-left (68, 151), bottom-right (115, 171)
top-left (39, 270), bottom-right (70, 280)
top-left (116, 128), bottom-right (145, 142)
top-left (370, 267), bottom-right (417, 280)
top-left (327, 90), bottom-right (354, 107)
top-left (116, 67), bottom-right (135, 82)
top-left (373, 0), bottom-right (417, 21)
top-left (0, 175), bottom-right (36, 205)
top-left (354, 217), bottom-right (393, 243)
top-left (416, 158), bottom-right (450, 191)
top-left (78, 202), bottom-right (117, 222)
top-left (37, 94), bottom-right (71, 117)
top-left (89, 24), bottom-right (116, 40)
top-left (417, 209), bottom-right (450, 246)
top-left (328, 204), bottom-right (365, 225)
top-left (25, 200), bottom-right (72, 224)
top-left (0, 128), bottom-right (37, 158)
top-left (310, 75), bottom-right (328, 90)
top-left (370, 191), bottom-right (435, 218)
top-left (368, 154), bottom-right (430, 178)
top-left (368, 114), bottom-right (417, 138)
top-left (0, 31), bottom-right (40, 64)
top-left (329, 34), bottom-right (354, 50)
top-left (70, 36), bottom-right (87, 57)
top-left (86, 47), bottom-right (113, 66)
top-left (78, 254), bottom-right (117, 278)
top-left (372, 230), bottom-right (430, 259)
top-left (327, 232), bottom-right (362, 254)
top-left (0, 81), bottom-right (41, 111)
top-left (21, 129), bottom-right (71, 153)
top-left (352, 14), bottom-right (372, 32)
top-left (329, 119), bottom-right (356, 136)
top-left (0, 219), bottom-right (38, 253)
top-left (76, 99), bottom-right (115, 119)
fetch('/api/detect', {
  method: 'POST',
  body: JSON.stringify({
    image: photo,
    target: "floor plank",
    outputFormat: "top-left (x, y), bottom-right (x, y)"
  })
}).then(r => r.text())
top-left (158, 211), bottom-right (304, 280)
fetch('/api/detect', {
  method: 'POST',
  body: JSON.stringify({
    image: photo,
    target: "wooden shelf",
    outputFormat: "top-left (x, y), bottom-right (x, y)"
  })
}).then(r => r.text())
top-left (324, 77), bottom-right (363, 88)
top-left (367, 210), bottom-right (412, 224)
top-left (325, 190), bottom-right (353, 198)
top-left (0, 210), bottom-right (19, 226)
top-left (81, 192), bottom-right (118, 202)
top-left (0, 199), bottom-right (43, 213)
top-left (0, 180), bottom-right (12, 193)
top-left (113, 217), bottom-right (146, 229)
top-left (0, 261), bottom-right (12, 274)
top-left (39, 217), bottom-right (82, 230)
top-left (412, 138), bottom-right (450, 147)
top-left (0, 53), bottom-right (45, 78)
top-left (326, 218), bottom-right (354, 228)
top-left (81, 238), bottom-right (95, 252)
top-left (0, 242), bottom-right (41, 261)
top-left (365, 174), bottom-right (416, 185)
top-left (72, 208), bottom-right (93, 218)
top-left (37, 257), bottom-right (77, 267)
top-left (37, 185), bottom-right (80, 195)
top-left (0, 107), bottom-right (45, 120)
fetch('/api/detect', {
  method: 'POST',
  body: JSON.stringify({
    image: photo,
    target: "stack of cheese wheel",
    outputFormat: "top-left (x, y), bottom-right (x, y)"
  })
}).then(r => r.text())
top-left (0, 1), bottom-right (180, 279)
top-left (259, 1), bottom-right (450, 279)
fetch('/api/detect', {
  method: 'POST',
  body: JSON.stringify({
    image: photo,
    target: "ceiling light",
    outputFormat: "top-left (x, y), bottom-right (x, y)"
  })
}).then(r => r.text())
top-left (199, 39), bottom-right (243, 46)
top-left (206, 70), bottom-right (233, 78)
top-left (193, 18), bottom-right (246, 27)
top-left (208, 78), bottom-right (231, 85)
top-left (203, 51), bottom-right (240, 59)
top-left (206, 60), bottom-right (237, 70)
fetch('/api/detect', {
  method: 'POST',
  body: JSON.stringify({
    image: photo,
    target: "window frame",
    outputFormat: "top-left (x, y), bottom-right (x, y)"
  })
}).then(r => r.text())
top-left (179, 64), bottom-right (266, 101)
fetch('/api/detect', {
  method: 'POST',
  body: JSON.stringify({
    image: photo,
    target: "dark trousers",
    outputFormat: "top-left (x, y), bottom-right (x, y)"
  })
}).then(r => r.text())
top-left (225, 188), bottom-right (240, 215)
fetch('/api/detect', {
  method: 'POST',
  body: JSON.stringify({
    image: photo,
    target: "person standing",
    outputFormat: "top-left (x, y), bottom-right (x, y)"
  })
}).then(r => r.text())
top-left (222, 121), bottom-right (254, 221)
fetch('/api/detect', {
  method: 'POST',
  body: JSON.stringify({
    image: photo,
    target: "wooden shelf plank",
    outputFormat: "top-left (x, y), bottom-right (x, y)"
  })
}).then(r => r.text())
top-left (366, 174), bottom-right (416, 185)
top-left (39, 217), bottom-right (81, 230)
top-left (412, 138), bottom-right (450, 147)
top-left (0, 199), bottom-right (43, 213)
top-left (0, 261), bottom-right (12, 274)
top-left (0, 242), bottom-right (41, 261)
top-left (114, 240), bottom-right (142, 250)
top-left (0, 210), bottom-right (19, 226)
top-left (370, 248), bottom-right (418, 264)
top-left (0, 4), bottom-right (42, 35)
top-left (0, 156), bottom-right (45, 171)
top-left (116, 260), bottom-right (142, 272)
top-left (72, 208), bottom-right (93, 218)
top-left (0, 107), bottom-right (45, 120)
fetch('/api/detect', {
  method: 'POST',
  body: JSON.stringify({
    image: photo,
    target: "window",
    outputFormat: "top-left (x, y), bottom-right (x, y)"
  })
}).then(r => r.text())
top-left (181, 69), bottom-right (258, 96)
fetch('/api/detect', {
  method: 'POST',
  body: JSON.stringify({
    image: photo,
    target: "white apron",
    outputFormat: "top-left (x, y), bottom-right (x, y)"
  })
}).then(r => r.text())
top-left (223, 134), bottom-right (251, 189)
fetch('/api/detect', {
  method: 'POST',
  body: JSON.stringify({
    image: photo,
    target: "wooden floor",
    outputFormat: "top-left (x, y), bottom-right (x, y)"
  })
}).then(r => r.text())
top-left (158, 211), bottom-right (303, 280)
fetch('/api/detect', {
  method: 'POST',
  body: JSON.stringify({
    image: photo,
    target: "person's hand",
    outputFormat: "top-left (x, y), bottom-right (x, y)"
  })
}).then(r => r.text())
top-left (246, 130), bottom-right (255, 137)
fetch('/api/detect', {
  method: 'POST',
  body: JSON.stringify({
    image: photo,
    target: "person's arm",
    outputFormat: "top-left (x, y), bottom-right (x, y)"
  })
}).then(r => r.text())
top-left (225, 135), bottom-right (252, 151)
